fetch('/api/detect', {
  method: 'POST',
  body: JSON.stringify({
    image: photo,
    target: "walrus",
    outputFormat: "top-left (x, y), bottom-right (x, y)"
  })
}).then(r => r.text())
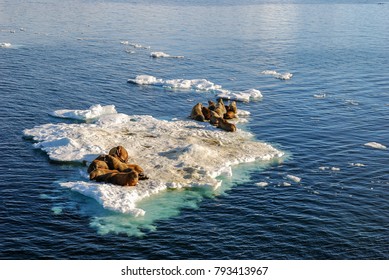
top-left (224, 110), bottom-right (236, 119)
top-left (190, 103), bottom-right (205, 122)
top-left (208, 100), bottom-right (216, 111)
top-left (104, 171), bottom-right (139, 186)
top-left (217, 117), bottom-right (237, 132)
top-left (104, 154), bottom-right (148, 180)
top-left (90, 168), bottom-right (118, 181)
top-left (201, 106), bottom-right (212, 120)
top-left (216, 98), bottom-right (227, 115)
top-left (228, 101), bottom-right (237, 114)
top-left (87, 158), bottom-right (109, 173)
top-left (210, 111), bottom-right (221, 126)
top-left (109, 145), bottom-right (129, 163)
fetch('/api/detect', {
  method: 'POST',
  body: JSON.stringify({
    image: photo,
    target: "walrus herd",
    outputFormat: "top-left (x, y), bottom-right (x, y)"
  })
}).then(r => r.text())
top-left (190, 98), bottom-right (238, 132)
top-left (87, 145), bottom-right (148, 187)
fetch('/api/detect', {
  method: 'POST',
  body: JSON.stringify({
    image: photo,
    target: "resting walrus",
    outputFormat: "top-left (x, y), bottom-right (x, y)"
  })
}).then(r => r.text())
top-left (210, 111), bottom-right (221, 126)
top-left (104, 154), bottom-right (148, 180)
top-left (90, 168), bottom-right (118, 180)
top-left (104, 171), bottom-right (139, 186)
top-left (190, 103), bottom-right (205, 122)
top-left (216, 98), bottom-right (227, 115)
top-left (217, 117), bottom-right (237, 132)
top-left (108, 145), bottom-right (129, 163)
top-left (201, 106), bottom-right (212, 120)
top-left (87, 157), bottom-right (109, 173)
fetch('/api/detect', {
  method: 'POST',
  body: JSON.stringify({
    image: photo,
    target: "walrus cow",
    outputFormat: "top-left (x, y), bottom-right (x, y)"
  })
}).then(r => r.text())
top-left (109, 145), bottom-right (129, 163)
top-left (190, 103), bottom-right (205, 122)
top-left (216, 98), bottom-right (227, 115)
top-left (208, 100), bottom-right (216, 111)
top-left (104, 171), bottom-right (139, 186)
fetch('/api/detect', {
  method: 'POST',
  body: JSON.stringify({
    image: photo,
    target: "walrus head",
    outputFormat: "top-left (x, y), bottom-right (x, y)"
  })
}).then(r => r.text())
top-left (109, 145), bottom-right (129, 163)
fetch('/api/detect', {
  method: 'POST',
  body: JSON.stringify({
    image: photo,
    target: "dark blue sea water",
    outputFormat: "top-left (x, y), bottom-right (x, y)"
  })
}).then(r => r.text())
top-left (0, 0), bottom-right (388, 259)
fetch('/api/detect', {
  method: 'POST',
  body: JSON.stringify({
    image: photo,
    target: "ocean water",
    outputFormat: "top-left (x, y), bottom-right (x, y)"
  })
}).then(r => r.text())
top-left (0, 0), bottom-right (388, 259)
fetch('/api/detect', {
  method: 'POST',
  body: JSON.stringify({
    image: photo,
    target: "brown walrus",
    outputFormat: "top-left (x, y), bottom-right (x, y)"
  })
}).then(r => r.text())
top-left (210, 111), bottom-right (221, 126)
top-left (224, 110), bottom-right (236, 119)
top-left (104, 171), bottom-right (139, 186)
top-left (190, 103), bottom-right (205, 122)
top-left (217, 117), bottom-right (237, 132)
top-left (208, 100), bottom-right (216, 111)
top-left (104, 154), bottom-right (148, 180)
top-left (90, 168), bottom-right (118, 180)
top-left (216, 98), bottom-right (227, 115)
top-left (87, 158), bottom-right (109, 173)
top-left (109, 145), bottom-right (129, 163)
top-left (201, 106), bottom-right (212, 120)
top-left (228, 101), bottom-right (237, 114)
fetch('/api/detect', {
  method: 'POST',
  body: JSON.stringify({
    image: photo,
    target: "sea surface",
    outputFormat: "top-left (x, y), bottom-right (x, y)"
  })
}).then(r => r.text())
top-left (0, 0), bottom-right (388, 259)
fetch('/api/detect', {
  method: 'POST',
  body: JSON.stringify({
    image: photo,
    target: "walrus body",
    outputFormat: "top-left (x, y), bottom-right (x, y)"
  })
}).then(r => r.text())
top-left (104, 154), bottom-right (148, 180)
top-left (87, 158), bottom-right (109, 173)
top-left (109, 145), bottom-right (129, 163)
top-left (210, 111), bottom-right (221, 126)
top-left (190, 103), bottom-right (205, 122)
top-left (216, 99), bottom-right (227, 115)
top-left (217, 117), bottom-right (237, 132)
top-left (208, 100), bottom-right (216, 111)
top-left (201, 106), bottom-right (212, 120)
top-left (104, 171), bottom-right (139, 186)
top-left (90, 168), bottom-right (118, 181)
top-left (224, 110), bottom-right (236, 119)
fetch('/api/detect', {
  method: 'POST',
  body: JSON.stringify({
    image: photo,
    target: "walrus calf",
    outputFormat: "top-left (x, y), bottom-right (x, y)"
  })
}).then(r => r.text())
top-left (190, 103), bottom-right (205, 122)
top-left (109, 145), bottom-right (129, 163)
top-left (217, 117), bottom-right (237, 132)
top-left (104, 171), bottom-right (139, 186)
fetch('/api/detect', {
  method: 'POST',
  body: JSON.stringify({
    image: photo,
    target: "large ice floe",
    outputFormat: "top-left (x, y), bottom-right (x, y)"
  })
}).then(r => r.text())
top-left (24, 105), bottom-right (283, 217)
top-left (128, 75), bottom-right (263, 102)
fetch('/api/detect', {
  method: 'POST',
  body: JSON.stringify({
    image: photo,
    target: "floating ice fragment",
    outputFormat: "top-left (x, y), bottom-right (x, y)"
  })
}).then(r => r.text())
top-left (350, 163), bottom-right (366, 167)
top-left (261, 70), bottom-right (293, 80)
top-left (0, 43), bottom-right (12, 48)
top-left (286, 174), bottom-right (301, 183)
top-left (50, 104), bottom-right (117, 121)
top-left (364, 142), bottom-right (387, 150)
top-left (255, 182), bottom-right (268, 187)
top-left (150, 51), bottom-right (184, 59)
top-left (128, 75), bottom-right (261, 102)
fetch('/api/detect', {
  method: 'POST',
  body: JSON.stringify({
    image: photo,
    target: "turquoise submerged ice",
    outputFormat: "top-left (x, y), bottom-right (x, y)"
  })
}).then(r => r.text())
top-left (24, 107), bottom-right (284, 219)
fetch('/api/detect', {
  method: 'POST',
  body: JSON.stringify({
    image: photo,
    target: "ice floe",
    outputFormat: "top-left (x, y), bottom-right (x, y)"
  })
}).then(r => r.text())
top-left (255, 182), bottom-right (268, 187)
top-left (364, 142), bottom-right (387, 150)
top-left (49, 104), bottom-right (117, 121)
top-left (24, 107), bottom-right (284, 216)
top-left (261, 70), bottom-right (293, 80)
top-left (128, 75), bottom-right (262, 102)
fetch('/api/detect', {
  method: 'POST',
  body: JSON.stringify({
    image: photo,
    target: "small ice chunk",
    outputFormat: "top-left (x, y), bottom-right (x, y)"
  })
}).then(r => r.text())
top-left (255, 182), bottom-right (268, 187)
top-left (150, 52), bottom-right (184, 58)
top-left (286, 175), bottom-right (301, 183)
top-left (261, 70), bottom-right (293, 80)
top-left (0, 42), bottom-right (12, 48)
top-left (364, 142), bottom-right (387, 150)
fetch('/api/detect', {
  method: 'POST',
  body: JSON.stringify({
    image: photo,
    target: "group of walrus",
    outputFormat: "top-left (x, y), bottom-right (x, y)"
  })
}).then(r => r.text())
top-left (87, 146), bottom-right (148, 187)
top-left (190, 98), bottom-right (238, 132)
